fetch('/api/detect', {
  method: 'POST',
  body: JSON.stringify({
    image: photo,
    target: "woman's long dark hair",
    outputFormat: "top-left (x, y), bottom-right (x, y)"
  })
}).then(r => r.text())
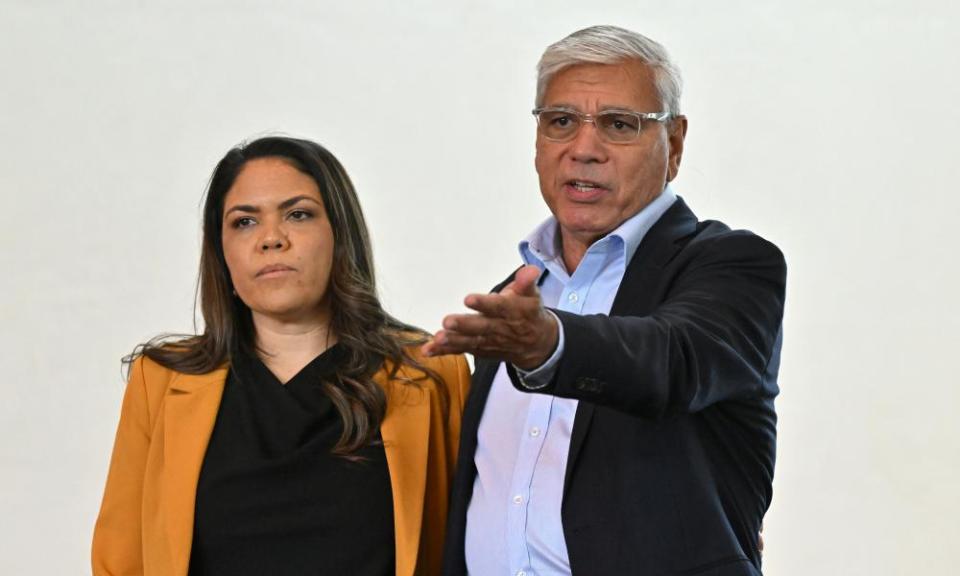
top-left (129, 136), bottom-right (441, 457)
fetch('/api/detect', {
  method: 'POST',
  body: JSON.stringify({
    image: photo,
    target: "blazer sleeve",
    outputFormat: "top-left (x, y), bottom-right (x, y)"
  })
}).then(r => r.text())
top-left (510, 231), bottom-right (786, 418)
top-left (92, 357), bottom-right (152, 576)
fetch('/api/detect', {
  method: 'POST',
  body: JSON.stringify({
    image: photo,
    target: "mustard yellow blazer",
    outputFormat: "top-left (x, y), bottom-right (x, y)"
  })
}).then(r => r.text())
top-left (92, 349), bottom-right (469, 576)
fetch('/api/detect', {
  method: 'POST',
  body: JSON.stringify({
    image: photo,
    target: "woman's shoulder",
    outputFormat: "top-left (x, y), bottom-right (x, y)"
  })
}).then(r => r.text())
top-left (392, 344), bottom-right (465, 379)
top-left (126, 346), bottom-right (228, 395)
top-left (372, 342), bottom-right (461, 382)
top-left (395, 346), bottom-right (471, 408)
top-left (128, 353), bottom-right (175, 383)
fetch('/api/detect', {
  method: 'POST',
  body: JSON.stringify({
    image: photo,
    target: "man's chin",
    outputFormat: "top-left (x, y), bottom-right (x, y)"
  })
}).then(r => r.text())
top-left (558, 218), bottom-right (617, 247)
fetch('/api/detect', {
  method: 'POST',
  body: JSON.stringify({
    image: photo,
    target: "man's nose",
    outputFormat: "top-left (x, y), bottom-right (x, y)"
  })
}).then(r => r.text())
top-left (568, 121), bottom-right (607, 163)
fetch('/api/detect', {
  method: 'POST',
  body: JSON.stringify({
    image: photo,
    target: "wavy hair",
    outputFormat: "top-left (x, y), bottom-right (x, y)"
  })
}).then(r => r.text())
top-left (129, 136), bottom-right (440, 457)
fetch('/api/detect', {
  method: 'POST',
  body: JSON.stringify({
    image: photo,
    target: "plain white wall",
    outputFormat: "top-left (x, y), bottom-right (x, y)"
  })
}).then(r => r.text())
top-left (2, 0), bottom-right (958, 573)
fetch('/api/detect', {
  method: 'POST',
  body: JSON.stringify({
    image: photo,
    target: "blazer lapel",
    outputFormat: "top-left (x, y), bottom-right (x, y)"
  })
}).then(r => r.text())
top-left (379, 372), bottom-right (431, 576)
top-left (611, 196), bottom-right (699, 315)
top-left (459, 357), bottom-right (499, 459)
top-left (162, 367), bottom-right (228, 576)
top-left (564, 197), bottom-right (699, 487)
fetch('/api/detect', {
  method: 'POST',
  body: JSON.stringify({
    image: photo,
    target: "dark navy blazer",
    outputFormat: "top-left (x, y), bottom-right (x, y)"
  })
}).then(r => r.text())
top-left (442, 197), bottom-right (786, 576)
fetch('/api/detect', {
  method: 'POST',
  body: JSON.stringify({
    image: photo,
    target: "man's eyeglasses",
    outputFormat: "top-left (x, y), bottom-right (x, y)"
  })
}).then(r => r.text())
top-left (532, 107), bottom-right (672, 144)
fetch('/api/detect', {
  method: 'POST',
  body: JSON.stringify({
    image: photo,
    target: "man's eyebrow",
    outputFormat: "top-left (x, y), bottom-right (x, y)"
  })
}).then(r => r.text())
top-left (224, 195), bottom-right (322, 217)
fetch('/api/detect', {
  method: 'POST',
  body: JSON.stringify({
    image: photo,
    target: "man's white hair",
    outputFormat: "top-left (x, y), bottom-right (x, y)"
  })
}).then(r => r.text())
top-left (536, 25), bottom-right (683, 116)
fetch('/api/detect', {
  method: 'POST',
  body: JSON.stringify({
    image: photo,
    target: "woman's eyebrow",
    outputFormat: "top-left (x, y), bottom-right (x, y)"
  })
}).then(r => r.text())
top-left (224, 195), bottom-right (322, 218)
top-left (224, 204), bottom-right (259, 217)
top-left (278, 195), bottom-right (322, 210)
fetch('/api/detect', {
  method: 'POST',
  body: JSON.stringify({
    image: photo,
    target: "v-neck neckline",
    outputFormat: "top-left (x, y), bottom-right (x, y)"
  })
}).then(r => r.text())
top-left (243, 344), bottom-right (342, 389)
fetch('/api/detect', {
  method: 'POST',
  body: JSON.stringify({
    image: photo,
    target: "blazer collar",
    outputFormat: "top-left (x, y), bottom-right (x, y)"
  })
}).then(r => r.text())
top-left (611, 195), bottom-right (699, 315)
top-left (162, 366), bottom-right (229, 576)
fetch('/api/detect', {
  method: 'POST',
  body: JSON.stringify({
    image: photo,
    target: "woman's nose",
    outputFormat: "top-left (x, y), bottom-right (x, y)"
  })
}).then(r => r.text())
top-left (259, 224), bottom-right (289, 252)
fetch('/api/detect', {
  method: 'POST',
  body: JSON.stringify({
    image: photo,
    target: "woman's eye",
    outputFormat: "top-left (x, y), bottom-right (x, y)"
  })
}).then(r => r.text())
top-left (289, 209), bottom-right (313, 221)
top-left (232, 216), bottom-right (256, 229)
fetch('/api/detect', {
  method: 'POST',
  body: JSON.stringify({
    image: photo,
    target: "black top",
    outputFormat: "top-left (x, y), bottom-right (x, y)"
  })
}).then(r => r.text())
top-left (189, 345), bottom-right (394, 576)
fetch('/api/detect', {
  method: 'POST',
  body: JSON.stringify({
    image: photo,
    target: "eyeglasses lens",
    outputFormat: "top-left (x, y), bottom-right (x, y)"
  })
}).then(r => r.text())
top-left (597, 113), bottom-right (641, 142)
top-left (538, 110), bottom-right (580, 140)
top-left (538, 110), bottom-right (642, 143)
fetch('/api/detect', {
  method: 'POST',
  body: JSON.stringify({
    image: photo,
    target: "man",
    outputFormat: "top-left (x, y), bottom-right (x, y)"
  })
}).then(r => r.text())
top-left (424, 25), bottom-right (785, 576)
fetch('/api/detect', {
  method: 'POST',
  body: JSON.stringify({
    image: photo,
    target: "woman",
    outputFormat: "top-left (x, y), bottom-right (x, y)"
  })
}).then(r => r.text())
top-left (92, 136), bottom-right (469, 576)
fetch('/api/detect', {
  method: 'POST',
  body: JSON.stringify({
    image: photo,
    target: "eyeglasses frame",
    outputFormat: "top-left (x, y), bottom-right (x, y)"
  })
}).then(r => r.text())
top-left (531, 107), bottom-right (673, 144)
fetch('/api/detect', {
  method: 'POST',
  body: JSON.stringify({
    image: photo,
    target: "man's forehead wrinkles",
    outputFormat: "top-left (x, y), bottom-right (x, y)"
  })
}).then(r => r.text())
top-left (545, 88), bottom-right (649, 111)
top-left (566, 75), bottom-right (612, 86)
top-left (545, 102), bottom-right (641, 112)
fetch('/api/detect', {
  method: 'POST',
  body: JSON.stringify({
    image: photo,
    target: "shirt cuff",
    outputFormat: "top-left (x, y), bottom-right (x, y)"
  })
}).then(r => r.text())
top-left (513, 309), bottom-right (565, 390)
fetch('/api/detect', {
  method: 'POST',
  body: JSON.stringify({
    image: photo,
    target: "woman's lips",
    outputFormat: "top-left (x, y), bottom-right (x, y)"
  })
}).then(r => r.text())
top-left (256, 264), bottom-right (296, 278)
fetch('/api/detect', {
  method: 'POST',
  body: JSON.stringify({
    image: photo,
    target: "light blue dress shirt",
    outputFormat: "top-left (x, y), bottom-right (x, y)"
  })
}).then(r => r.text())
top-left (464, 187), bottom-right (677, 576)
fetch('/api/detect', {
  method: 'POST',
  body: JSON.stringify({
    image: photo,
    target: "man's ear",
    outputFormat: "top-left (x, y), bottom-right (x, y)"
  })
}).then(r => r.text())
top-left (666, 115), bottom-right (688, 182)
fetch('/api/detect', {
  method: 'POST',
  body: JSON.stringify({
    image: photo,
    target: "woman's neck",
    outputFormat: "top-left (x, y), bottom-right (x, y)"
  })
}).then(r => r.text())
top-left (252, 313), bottom-right (336, 384)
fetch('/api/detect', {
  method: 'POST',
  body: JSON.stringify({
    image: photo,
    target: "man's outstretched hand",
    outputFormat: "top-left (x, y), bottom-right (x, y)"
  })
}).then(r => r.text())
top-left (422, 265), bottom-right (559, 371)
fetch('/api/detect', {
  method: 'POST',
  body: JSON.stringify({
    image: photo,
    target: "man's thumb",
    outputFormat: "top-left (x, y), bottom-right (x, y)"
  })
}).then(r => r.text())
top-left (502, 264), bottom-right (542, 296)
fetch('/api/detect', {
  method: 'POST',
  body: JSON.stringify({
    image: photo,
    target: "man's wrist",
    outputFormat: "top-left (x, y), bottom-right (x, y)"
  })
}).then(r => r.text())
top-left (513, 309), bottom-right (564, 390)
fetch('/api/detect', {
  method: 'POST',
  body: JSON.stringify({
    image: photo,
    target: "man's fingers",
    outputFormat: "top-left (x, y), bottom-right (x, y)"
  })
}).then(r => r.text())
top-left (428, 267), bottom-right (546, 361)
top-left (420, 339), bottom-right (439, 357)
top-left (442, 314), bottom-right (519, 351)
top-left (423, 329), bottom-right (507, 358)
top-left (463, 293), bottom-right (511, 318)
top-left (464, 291), bottom-right (541, 319)
top-left (443, 313), bottom-right (493, 336)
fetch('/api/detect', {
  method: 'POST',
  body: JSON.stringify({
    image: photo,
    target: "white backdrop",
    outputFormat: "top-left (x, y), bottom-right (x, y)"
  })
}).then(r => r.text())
top-left (2, 1), bottom-right (958, 574)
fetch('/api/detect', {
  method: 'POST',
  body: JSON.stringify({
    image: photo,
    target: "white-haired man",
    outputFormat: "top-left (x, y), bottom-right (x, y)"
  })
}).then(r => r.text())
top-left (426, 25), bottom-right (784, 576)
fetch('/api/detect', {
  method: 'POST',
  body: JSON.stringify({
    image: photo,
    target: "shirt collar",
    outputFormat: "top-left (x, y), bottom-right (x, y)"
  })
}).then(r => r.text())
top-left (519, 185), bottom-right (678, 271)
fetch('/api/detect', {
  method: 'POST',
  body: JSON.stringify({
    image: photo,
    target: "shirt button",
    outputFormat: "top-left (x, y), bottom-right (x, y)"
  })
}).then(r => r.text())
top-left (513, 494), bottom-right (523, 505)
top-left (517, 571), bottom-right (527, 576)
top-left (568, 291), bottom-right (578, 303)
top-left (530, 426), bottom-right (541, 437)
